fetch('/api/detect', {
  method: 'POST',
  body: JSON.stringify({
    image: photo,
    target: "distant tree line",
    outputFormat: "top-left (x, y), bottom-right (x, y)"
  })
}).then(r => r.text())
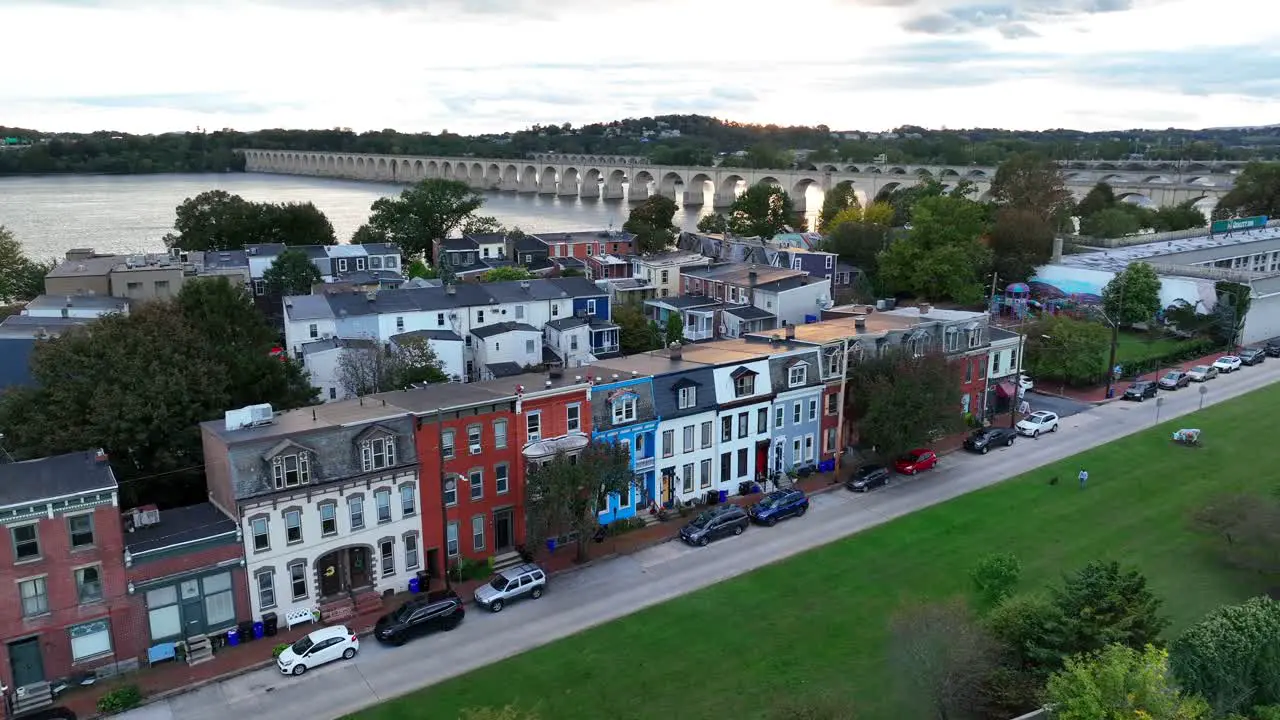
top-left (3, 116), bottom-right (1278, 176)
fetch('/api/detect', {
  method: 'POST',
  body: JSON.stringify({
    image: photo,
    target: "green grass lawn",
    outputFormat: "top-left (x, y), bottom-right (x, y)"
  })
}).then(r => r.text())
top-left (1109, 331), bottom-right (1208, 374)
top-left (354, 384), bottom-right (1279, 720)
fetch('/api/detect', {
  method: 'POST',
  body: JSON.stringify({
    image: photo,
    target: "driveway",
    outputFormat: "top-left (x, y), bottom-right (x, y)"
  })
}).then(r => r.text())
top-left (116, 362), bottom-right (1280, 720)
top-left (1024, 390), bottom-right (1092, 419)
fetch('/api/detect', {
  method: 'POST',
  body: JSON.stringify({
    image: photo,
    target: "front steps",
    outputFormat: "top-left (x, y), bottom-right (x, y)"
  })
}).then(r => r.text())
top-left (185, 634), bottom-right (213, 667)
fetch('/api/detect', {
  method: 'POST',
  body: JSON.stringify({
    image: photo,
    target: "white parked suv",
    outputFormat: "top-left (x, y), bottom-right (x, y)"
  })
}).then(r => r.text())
top-left (1016, 410), bottom-right (1060, 438)
top-left (474, 563), bottom-right (547, 613)
top-left (1212, 355), bottom-right (1242, 373)
top-left (276, 625), bottom-right (359, 675)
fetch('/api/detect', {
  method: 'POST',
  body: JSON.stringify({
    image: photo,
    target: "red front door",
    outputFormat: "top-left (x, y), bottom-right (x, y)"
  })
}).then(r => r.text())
top-left (756, 443), bottom-right (769, 480)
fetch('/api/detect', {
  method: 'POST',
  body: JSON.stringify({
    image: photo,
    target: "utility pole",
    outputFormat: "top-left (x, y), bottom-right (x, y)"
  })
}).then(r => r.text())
top-left (1010, 332), bottom-right (1025, 429)
top-left (1102, 281), bottom-right (1125, 401)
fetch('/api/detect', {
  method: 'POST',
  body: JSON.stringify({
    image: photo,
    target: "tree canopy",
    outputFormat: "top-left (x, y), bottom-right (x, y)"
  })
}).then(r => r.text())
top-left (623, 195), bottom-right (679, 254)
top-left (887, 598), bottom-right (1000, 720)
top-left (1102, 262), bottom-right (1163, 325)
top-left (817, 180), bottom-right (858, 232)
top-left (876, 194), bottom-right (992, 303)
top-left (482, 266), bottom-right (533, 282)
top-left (524, 442), bottom-right (634, 562)
top-left (336, 336), bottom-right (448, 396)
top-left (1046, 644), bottom-right (1210, 720)
top-left (352, 179), bottom-right (485, 259)
top-left (696, 213), bottom-right (729, 235)
top-left (1170, 596), bottom-right (1280, 717)
top-left (989, 208), bottom-right (1055, 284)
top-left (614, 304), bottom-right (661, 355)
top-left (165, 190), bottom-right (337, 251)
top-left (263, 248), bottom-right (322, 296)
top-left (1024, 315), bottom-right (1111, 385)
top-left (989, 152), bottom-right (1073, 227)
top-left (0, 226), bottom-right (54, 304)
top-left (1215, 161), bottom-right (1280, 220)
top-left (0, 277), bottom-right (316, 507)
top-left (846, 350), bottom-right (963, 462)
top-left (728, 184), bottom-right (796, 240)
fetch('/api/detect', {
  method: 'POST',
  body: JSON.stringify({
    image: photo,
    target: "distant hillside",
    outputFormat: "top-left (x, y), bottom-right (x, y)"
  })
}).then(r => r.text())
top-left (3, 116), bottom-right (1279, 176)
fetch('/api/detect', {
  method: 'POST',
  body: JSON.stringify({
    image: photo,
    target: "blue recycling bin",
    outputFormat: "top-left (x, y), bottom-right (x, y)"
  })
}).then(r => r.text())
top-left (253, 622), bottom-right (264, 640)
top-left (718, 490), bottom-right (728, 503)
top-left (408, 577), bottom-right (421, 594)
top-left (226, 628), bottom-right (239, 647)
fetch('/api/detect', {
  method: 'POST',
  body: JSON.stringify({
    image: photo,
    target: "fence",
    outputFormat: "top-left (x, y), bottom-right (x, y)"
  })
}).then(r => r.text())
top-left (1009, 708), bottom-right (1050, 720)
top-left (1066, 219), bottom-right (1280, 249)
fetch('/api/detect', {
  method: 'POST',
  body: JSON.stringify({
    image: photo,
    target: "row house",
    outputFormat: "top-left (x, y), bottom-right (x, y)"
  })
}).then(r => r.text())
top-left (677, 263), bottom-right (833, 332)
top-left (282, 277), bottom-right (611, 393)
top-left (678, 232), bottom-right (859, 300)
top-left (544, 316), bottom-right (622, 367)
top-left (766, 348), bottom-right (825, 474)
top-left (0, 451), bottom-right (132, 711)
top-left (245, 243), bottom-right (404, 293)
top-left (433, 231), bottom-right (633, 281)
top-left (201, 402), bottom-right (422, 624)
top-left (540, 230), bottom-right (634, 261)
top-left (588, 373), bottom-right (658, 523)
top-left (984, 327), bottom-right (1025, 419)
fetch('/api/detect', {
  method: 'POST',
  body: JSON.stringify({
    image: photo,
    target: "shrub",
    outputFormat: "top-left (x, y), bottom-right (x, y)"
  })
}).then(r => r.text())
top-left (272, 642), bottom-right (290, 658)
top-left (97, 685), bottom-right (143, 714)
top-left (971, 552), bottom-right (1022, 609)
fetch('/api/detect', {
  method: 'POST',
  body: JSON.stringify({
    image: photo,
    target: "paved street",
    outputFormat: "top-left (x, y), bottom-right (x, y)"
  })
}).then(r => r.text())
top-left (118, 365), bottom-right (1280, 720)
top-left (1023, 390), bottom-right (1092, 419)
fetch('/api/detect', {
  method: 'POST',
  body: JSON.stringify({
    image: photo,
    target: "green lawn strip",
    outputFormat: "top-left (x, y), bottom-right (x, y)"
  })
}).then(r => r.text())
top-left (354, 385), bottom-right (1274, 720)
top-left (1109, 332), bottom-right (1206, 374)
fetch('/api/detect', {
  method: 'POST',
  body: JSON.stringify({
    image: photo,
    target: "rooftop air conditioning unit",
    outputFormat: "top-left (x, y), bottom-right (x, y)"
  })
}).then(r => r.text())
top-left (133, 506), bottom-right (160, 527)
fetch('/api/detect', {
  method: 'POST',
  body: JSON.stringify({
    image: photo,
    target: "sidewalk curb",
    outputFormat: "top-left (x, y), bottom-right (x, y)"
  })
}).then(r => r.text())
top-left (1030, 389), bottom-right (1118, 405)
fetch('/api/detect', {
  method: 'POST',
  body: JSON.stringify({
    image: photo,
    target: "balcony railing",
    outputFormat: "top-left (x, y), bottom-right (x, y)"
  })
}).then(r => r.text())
top-left (594, 342), bottom-right (620, 354)
top-left (684, 328), bottom-right (714, 341)
top-left (634, 456), bottom-right (656, 471)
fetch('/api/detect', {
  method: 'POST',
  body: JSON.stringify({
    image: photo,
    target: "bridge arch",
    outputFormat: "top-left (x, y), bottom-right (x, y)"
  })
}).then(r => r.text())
top-left (454, 163), bottom-right (469, 181)
top-left (1118, 192), bottom-right (1153, 207)
top-left (846, 165), bottom-right (864, 173)
top-left (874, 181), bottom-right (903, 202)
top-left (757, 176), bottom-right (782, 187)
top-left (413, 160), bottom-right (424, 179)
top-left (1123, 163), bottom-right (1147, 172)
top-left (502, 164), bottom-right (519, 188)
top-left (792, 177), bottom-right (821, 199)
top-left (1098, 174), bottom-right (1126, 184)
top-left (687, 173), bottom-right (713, 202)
top-left (939, 168), bottom-right (960, 177)
top-left (719, 174), bottom-right (745, 198)
top-left (542, 166), bottom-right (559, 186)
top-left (966, 169), bottom-right (987, 178)
top-left (607, 168), bottom-right (627, 188)
top-left (886, 167), bottom-right (907, 174)
top-left (1189, 195), bottom-right (1217, 217)
top-left (822, 164), bottom-right (840, 173)
top-left (522, 165), bottom-right (539, 190)
top-left (426, 160), bottom-right (438, 179)
top-left (915, 168), bottom-right (932, 177)
top-left (797, 162), bottom-right (818, 172)
top-left (631, 170), bottom-right (654, 197)
top-left (1095, 163), bottom-right (1117, 171)
top-left (1142, 175), bottom-right (1171, 184)
top-left (440, 161), bottom-right (452, 178)
top-left (562, 167), bottom-right (581, 189)
top-left (486, 163), bottom-right (502, 186)
top-left (581, 168), bottom-right (603, 198)
top-left (1154, 163), bottom-right (1176, 171)
top-left (1209, 165), bottom-right (1232, 174)
top-left (978, 189), bottom-right (994, 203)
top-left (377, 158), bottom-right (388, 179)
top-left (659, 171), bottom-right (684, 196)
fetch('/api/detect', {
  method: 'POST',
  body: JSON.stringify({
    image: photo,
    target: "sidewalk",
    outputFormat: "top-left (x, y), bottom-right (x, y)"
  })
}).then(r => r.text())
top-left (55, 471), bottom-right (851, 719)
top-left (1034, 348), bottom-right (1235, 404)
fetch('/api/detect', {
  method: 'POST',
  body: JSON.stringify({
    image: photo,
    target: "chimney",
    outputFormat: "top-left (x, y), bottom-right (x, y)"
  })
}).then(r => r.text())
top-left (94, 449), bottom-right (109, 464)
top-left (918, 302), bottom-right (932, 316)
top-left (785, 325), bottom-right (796, 341)
top-left (365, 291), bottom-right (376, 302)
top-left (748, 271), bottom-right (758, 285)
top-left (446, 284), bottom-right (456, 295)
top-left (854, 316), bottom-right (867, 331)
top-left (669, 342), bottom-right (683, 361)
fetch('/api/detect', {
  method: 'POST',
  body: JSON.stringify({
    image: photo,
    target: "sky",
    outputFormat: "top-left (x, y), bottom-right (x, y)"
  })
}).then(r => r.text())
top-left (4, 0), bottom-right (1280, 135)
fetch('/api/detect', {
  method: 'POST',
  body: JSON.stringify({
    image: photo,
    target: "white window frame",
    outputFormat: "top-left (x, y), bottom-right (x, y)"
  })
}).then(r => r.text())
top-left (400, 484), bottom-right (416, 516)
top-left (250, 517), bottom-right (269, 551)
top-left (348, 495), bottom-right (364, 530)
top-left (682, 425), bottom-right (694, 453)
top-left (808, 399), bottom-right (818, 421)
top-left (256, 570), bottom-right (276, 610)
top-left (527, 412), bottom-right (541, 442)
top-left (788, 364), bottom-right (807, 387)
top-left (613, 397), bottom-right (637, 424)
top-left (567, 404), bottom-right (580, 433)
top-left (446, 522), bottom-right (459, 556)
top-left (404, 533), bottom-right (420, 570)
top-left (472, 515), bottom-right (486, 551)
top-left (470, 469), bottom-right (484, 500)
top-left (774, 406), bottom-right (785, 429)
top-left (678, 386), bottom-right (695, 409)
top-left (494, 419), bottom-right (508, 448)
top-left (495, 463), bottom-right (509, 494)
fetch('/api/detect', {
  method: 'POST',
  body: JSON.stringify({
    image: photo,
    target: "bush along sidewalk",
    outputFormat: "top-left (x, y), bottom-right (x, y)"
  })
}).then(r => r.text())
top-left (96, 685), bottom-right (142, 715)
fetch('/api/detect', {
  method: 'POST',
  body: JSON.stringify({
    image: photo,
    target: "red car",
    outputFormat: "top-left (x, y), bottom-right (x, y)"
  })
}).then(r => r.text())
top-left (894, 449), bottom-right (938, 475)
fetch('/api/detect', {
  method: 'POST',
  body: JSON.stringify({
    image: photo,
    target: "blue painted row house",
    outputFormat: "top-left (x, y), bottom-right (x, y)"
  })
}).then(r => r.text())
top-left (589, 375), bottom-right (658, 523)
top-left (767, 349), bottom-right (825, 474)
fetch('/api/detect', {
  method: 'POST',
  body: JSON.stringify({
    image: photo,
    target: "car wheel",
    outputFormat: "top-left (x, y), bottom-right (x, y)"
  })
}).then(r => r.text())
top-left (1006, 437), bottom-right (1015, 447)
top-left (698, 536), bottom-right (709, 547)
top-left (1137, 395), bottom-right (1144, 402)
top-left (393, 635), bottom-right (406, 647)
top-left (531, 586), bottom-right (544, 600)
top-left (981, 446), bottom-right (989, 454)
top-left (292, 664), bottom-right (307, 676)
top-left (444, 619), bottom-right (461, 631)
top-left (489, 599), bottom-right (504, 613)
top-left (796, 505), bottom-right (808, 516)
top-left (910, 468), bottom-right (918, 475)
top-left (343, 648), bottom-right (356, 660)
top-left (1051, 424), bottom-right (1058, 432)
top-left (733, 524), bottom-right (744, 536)
top-left (766, 517), bottom-right (777, 527)
top-left (1033, 430), bottom-right (1040, 438)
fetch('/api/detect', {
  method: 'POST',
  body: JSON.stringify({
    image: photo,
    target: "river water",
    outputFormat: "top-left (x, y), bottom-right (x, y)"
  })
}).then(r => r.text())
top-left (0, 173), bottom-right (820, 261)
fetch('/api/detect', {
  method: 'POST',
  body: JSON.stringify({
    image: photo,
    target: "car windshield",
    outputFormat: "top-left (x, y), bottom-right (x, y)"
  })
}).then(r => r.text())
top-left (1193, 365), bottom-right (1210, 373)
top-left (690, 512), bottom-right (715, 528)
top-left (290, 636), bottom-right (314, 655)
top-left (488, 576), bottom-right (509, 591)
top-left (1163, 372), bottom-right (1180, 380)
top-left (393, 603), bottom-right (418, 622)
top-left (758, 494), bottom-right (783, 509)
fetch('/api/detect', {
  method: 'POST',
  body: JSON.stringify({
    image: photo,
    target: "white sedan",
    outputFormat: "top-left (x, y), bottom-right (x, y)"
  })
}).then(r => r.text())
top-left (276, 625), bottom-right (359, 676)
top-left (1015, 410), bottom-right (1059, 438)
top-left (1018, 375), bottom-right (1034, 394)
top-left (1212, 355), bottom-right (1242, 373)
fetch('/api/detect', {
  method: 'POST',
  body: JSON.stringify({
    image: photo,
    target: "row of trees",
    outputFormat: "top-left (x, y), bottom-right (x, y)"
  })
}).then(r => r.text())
top-left (0, 226), bottom-right (54, 305)
top-left (165, 190), bottom-right (337, 251)
top-left (1076, 182), bottom-right (1207, 239)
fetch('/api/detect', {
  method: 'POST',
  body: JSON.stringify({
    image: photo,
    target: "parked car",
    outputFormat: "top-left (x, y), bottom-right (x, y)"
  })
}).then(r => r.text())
top-left (1016, 410), bottom-right (1060, 437)
top-left (748, 488), bottom-right (809, 526)
top-left (680, 504), bottom-right (749, 546)
top-left (1122, 380), bottom-right (1159, 401)
top-left (894, 448), bottom-right (939, 475)
top-left (1213, 355), bottom-right (1243, 373)
top-left (1239, 347), bottom-right (1266, 365)
top-left (1187, 364), bottom-right (1219, 382)
top-left (1158, 370), bottom-right (1190, 390)
top-left (845, 464), bottom-right (891, 492)
top-left (964, 427), bottom-right (1017, 454)
top-left (374, 589), bottom-right (465, 646)
top-left (474, 563), bottom-right (547, 613)
top-left (1265, 340), bottom-right (1280, 358)
top-left (276, 625), bottom-right (359, 675)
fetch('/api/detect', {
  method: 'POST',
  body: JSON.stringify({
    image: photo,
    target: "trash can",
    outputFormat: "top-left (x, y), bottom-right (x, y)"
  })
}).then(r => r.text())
top-left (408, 576), bottom-right (421, 594)
top-left (253, 622), bottom-right (264, 640)
top-left (263, 612), bottom-right (279, 637)
top-left (706, 490), bottom-right (718, 505)
top-left (226, 628), bottom-right (239, 647)
top-left (238, 620), bottom-right (255, 642)
top-left (546, 538), bottom-right (557, 552)
top-left (718, 490), bottom-right (728, 504)
top-left (1106, 387), bottom-right (1115, 399)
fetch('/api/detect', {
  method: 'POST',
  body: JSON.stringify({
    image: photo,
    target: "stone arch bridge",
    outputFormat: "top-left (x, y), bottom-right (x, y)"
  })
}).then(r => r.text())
top-left (236, 149), bottom-right (1233, 211)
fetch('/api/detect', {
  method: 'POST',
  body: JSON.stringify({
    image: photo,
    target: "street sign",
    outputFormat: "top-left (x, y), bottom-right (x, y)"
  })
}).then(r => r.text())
top-left (1211, 215), bottom-right (1268, 233)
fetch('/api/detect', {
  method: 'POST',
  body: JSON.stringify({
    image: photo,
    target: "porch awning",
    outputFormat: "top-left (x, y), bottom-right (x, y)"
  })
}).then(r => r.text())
top-left (996, 380), bottom-right (1017, 398)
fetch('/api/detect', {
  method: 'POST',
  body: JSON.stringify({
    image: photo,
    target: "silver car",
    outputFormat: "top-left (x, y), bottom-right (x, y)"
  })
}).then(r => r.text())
top-left (474, 563), bottom-right (547, 613)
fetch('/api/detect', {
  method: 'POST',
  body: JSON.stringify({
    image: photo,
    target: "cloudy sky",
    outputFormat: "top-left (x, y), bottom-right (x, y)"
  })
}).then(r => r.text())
top-left (5, 0), bottom-right (1280, 134)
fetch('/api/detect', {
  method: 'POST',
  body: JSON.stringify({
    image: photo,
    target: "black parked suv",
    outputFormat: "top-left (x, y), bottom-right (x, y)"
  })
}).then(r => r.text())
top-left (680, 504), bottom-right (749, 546)
top-left (964, 426), bottom-right (1017, 454)
top-left (1266, 340), bottom-right (1280, 358)
top-left (845, 464), bottom-right (891, 492)
top-left (1122, 380), bottom-right (1159, 401)
top-left (1239, 347), bottom-right (1266, 365)
top-left (374, 589), bottom-right (465, 646)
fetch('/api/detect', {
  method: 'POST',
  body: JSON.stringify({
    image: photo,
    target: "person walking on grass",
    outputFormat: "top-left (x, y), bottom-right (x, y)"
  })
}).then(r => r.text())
top-left (1078, 468), bottom-right (1089, 489)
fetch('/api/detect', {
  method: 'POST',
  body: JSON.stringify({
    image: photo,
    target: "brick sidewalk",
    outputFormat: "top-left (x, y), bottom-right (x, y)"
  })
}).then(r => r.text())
top-left (1033, 348), bottom-right (1238, 404)
top-left (55, 471), bottom-right (851, 718)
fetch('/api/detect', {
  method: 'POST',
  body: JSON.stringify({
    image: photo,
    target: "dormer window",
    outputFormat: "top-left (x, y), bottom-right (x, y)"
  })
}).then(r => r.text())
top-left (678, 386), bottom-right (696, 409)
top-left (788, 363), bottom-right (808, 387)
top-left (731, 367), bottom-right (757, 397)
top-left (272, 453), bottom-right (311, 489)
top-left (612, 394), bottom-right (638, 424)
top-left (361, 436), bottom-right (397, 471)
top-left (967, 323), bottom-right (982, 348)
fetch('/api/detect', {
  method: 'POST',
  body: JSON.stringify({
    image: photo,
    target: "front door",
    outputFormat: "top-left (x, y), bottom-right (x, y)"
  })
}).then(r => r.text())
top-left (348, 547), bottom-right (371, 589)
top-left (179, 578), bottom-right (204, 638)
top-left (493, 509), bottom-right (514, 553)
top-left (319, 551), bottom-right (343, 597)
top-left (661, 471), bottom-right (673, 505)
top-left (8, 637), bottom-right (44, 687)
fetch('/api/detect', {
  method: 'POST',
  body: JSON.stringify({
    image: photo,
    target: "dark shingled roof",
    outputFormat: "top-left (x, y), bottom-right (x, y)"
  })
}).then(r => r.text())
top-left (0, 449), bottom-right (117, 508)
top-left (125, 502), bottom-right (238, 555)
top-left (724, 305), bottom-right (776, 321)
top-left (471, 321), bottom-right (540, 339)
top-left (486, 362), bottom-right (525, 378)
